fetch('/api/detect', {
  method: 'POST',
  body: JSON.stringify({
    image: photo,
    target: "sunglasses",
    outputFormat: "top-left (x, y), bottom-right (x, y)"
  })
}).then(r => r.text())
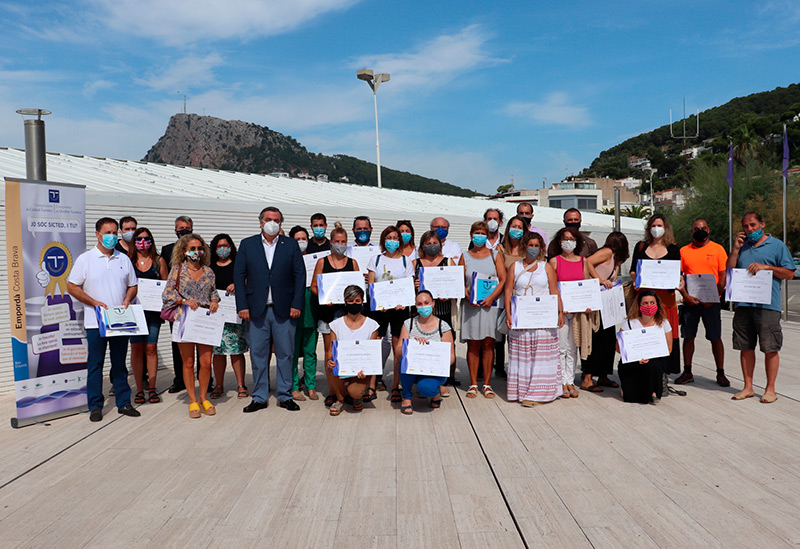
top-left (135, 236), bottom-right (152, 242)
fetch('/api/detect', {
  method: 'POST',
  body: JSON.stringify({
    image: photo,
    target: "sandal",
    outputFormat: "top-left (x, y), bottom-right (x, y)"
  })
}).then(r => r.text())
top-left (569, 386), bottom-right (579, 398)
top-left (134, 391), bottom-right (145, 404)
top-left (561, 385), bottom-right (570, 399)
top-left (364, 387), bottom-right (377, 402)
top-left (210, 386), bottom-right (224, 399)
top-left (237, 385), bottom-right (249, 399)
top-left (482, 385), bottom-right (496, 399)
top-left (189, 402), bottom-right (201, 419)
top-left (324, 394), bottom-right (337, 407)
top-left (329, 402), bottom-right (344, 416)
top-left (439, 386), bottom-right (451, 398)
top-left (353, 398), bottom-right (364, 412)
top-left (148, 389), bottom-right (161, 403)
top-left (401, 405), bottom-right (413, 415)
top-left (466, 385), bottom-right (479, 398)
top-left (201, 400), bottom-right (216, 415)
top-left (580, 384), bottom-right (603, 393)
top-left (596, 377), bottom-right (619, 388)
top-left (307, 390), bottom-right (319, 401)
top-left (430, 397), bottom-right (442, 409)
top-left (390, 388), bottom-right (402, 403)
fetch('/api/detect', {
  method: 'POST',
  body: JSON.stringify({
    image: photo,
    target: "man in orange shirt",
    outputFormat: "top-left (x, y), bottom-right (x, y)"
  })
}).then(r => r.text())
top-left (678, 219), bottom-right (729, 386)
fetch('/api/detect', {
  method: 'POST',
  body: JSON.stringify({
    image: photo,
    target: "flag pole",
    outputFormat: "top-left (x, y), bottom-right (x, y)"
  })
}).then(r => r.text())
top-left (782, 124), bottom-right (789, 321)
top-left (728, 140), bottom-right (734, 312)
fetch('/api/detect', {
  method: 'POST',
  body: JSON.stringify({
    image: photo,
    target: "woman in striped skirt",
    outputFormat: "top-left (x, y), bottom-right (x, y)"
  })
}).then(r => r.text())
top-left (503, 231), bottom-right (563, 406)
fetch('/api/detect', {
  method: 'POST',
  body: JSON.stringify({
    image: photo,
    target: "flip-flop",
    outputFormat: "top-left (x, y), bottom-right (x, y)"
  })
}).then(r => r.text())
top-left (732, 391), bottom-right (755, 400)
top-left (401, 405), bottom-right (413, 415)
top-left (596, 378), bottom-right (619, 388)
top-left (580, 385), bottom-right (604, 393)
top-left (760, 394), bottom-right (778, 403)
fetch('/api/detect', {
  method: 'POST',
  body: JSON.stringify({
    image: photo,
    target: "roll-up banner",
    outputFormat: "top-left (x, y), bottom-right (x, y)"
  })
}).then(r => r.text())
top-left (5, 178), bottom-right (88, 427)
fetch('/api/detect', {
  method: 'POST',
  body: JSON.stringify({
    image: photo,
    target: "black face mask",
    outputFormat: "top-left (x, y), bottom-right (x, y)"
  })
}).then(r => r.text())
top-left (345, 303), bottom-right (362, 315)
top-left (565, 221), bottom-right (581, 230)
top-left (692, 229), bottom-right (709, 243)
top-left (176, 228), bottom-right (192, 239)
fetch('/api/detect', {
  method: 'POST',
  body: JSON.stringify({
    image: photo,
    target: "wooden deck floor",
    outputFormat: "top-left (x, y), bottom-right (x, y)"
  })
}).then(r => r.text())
top-left (1, 312), bottom-right (799, 548)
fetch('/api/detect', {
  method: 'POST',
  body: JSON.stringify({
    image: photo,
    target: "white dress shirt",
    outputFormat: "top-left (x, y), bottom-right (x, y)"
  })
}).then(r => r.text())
top-left (441, 239), bottom-right (463, 261)
top-left (262, 234), bottom-right (277, 304)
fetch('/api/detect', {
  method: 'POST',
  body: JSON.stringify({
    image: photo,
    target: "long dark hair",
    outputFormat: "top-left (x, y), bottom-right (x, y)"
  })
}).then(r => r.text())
top-left (603, 231), bottom-right (630, 265)
top-left (210, 233), bottom-right (237, 264)
top-left (628, 289), bottom-right (667, 326)
top-left (129, 227), bottom-right (159, 264)
top-left (551, 226), bottom-right (585, 256)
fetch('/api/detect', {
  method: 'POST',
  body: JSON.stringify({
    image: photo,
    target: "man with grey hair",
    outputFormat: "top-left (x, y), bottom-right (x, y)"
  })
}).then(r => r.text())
top-left (430, 217), bottom-right (463, 261)
top-left (236, 206), bottom-right (306, 412)
top-left (163, 215), bottom-right (195, 394)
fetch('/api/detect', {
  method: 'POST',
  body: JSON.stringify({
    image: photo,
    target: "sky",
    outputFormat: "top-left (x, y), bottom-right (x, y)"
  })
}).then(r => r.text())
top-left (1, 1), bottom-right (798, 194)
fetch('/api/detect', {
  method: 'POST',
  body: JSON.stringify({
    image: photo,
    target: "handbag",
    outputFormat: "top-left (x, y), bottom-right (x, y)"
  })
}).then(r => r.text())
top-left (159, 263), bottom-right (183, 322)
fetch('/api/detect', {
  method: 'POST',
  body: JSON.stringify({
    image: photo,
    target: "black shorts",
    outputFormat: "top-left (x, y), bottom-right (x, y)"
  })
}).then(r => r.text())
top-left (732, 307), bottom-right (783, 353)
top-left (680, 303), bottom-right (722, 341)
top-left (370, 307), bottom-right (411, 337)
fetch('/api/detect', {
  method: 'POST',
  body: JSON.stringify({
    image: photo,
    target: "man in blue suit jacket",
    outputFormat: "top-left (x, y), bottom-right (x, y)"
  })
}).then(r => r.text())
top-left (234, 206), bottom-right (306, 412)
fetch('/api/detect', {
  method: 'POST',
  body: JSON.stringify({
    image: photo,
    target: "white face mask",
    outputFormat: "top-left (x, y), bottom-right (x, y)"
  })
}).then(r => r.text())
top-left (487, 219), bottom-right (499, 233)
top-left (561, 240), bottom-right (577, 253)
top-left (297, 240), bottom-right (308, 252)
top-left (650, 226), bottom-right (665, 238)
top-left (262, 220), bottom-right (280, 236)
top-left (122, 230), bottom-right (135, 243)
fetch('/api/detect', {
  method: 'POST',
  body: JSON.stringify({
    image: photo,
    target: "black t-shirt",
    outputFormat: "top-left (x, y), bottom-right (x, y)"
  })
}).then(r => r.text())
top-left (307, 239), bottom-right (331, 254)
top-left (210, 261), bottom-right (235, 291)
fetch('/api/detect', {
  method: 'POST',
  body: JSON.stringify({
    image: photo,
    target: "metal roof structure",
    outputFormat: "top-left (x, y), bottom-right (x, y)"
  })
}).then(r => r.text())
top-left (0, 147), bottom-right (647, 233)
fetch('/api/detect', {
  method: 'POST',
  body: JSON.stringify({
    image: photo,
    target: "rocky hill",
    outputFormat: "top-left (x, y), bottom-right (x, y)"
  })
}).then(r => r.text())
top-left (143, 114), bottom-right (476, 197)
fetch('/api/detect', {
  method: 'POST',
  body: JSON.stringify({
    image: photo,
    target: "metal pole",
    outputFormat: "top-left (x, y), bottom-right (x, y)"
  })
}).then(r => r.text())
top-left (783, 124), bottom-right (789, 321)
top-left (373, 90), bottom-right (382, 189)
top-left (23, 119), bottom-right (47, 181)
top-left (728, 185), bottom-right (733, 312)
top-left (614, 187), bottom-right (621, 232)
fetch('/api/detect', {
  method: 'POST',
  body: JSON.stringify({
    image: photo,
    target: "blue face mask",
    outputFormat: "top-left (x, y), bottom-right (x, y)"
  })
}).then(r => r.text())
top-left (434, 227), bottom-right (448, 241)
top-left (355, 230), bottom-right (371, 244)
top-left (417, 305), bottom-right (433, 318)
top-left (746, 229), bottom-right (763, 243)
top-left (509, 228), bottom-right (524, 240)
top-left (472, 234), bottom-right (488, 247)
top-left (384, 240), bottom-right (400, 253)
top-left (312, 227), bottom-right (326, 239)
top-left (400, 232), bottom-right (412, 243)
top-left (101, 234), bottom-right (119, 250)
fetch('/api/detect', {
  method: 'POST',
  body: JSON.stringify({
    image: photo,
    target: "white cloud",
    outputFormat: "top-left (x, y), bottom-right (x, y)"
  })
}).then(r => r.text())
top-left (504, 92), bottom-right (591, 127)
top-left (90, 0), bottom-right (361, 45)
top-left (82, 79), bottom-right (115, 98)
top-left (352, 25), bottom-right (504, 94)
top-left (137, 53), bottom-right (224, 92)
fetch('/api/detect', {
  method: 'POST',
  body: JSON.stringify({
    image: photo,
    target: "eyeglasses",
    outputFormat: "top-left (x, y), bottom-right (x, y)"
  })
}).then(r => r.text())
top-left (135, 237), bottom-right (152, 242)
top-left (188, 246), bottom-right (202, 251)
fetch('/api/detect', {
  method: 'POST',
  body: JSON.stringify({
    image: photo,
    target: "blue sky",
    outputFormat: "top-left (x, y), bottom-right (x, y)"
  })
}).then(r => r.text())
top-left (1, 0), bottom-right (798, 194)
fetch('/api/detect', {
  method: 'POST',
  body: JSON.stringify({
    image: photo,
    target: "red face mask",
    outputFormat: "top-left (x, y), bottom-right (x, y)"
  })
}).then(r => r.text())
top-left (640, 304), bottom-right (658, 317)
top-left (135, 239), bottom-right (152, 251)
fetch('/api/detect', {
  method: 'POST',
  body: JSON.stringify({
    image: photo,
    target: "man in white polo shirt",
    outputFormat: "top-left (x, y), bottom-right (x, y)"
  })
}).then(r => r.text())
top-left (68, 217), bottom-right (140, 422)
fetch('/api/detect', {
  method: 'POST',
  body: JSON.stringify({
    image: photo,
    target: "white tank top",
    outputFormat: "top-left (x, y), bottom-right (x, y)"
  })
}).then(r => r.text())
top-left (512, 260), bottom-right (549, 297)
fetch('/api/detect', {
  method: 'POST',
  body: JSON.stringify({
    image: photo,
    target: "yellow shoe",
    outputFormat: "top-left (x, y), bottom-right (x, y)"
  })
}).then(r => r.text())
top-left (201, 400), bottom-right (216, 415)
top-left (189, 402), bottom-right (201, 419)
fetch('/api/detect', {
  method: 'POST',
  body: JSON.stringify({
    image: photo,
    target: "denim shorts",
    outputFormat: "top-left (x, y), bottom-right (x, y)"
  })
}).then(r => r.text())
top-left (130, 314), bottom-right (162, 345)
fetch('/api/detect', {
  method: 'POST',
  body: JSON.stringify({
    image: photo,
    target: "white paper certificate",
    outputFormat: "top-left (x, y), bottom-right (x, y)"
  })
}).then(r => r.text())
top-left (174, 305), bottom-right (225, 346)
top-left (400, 340), bottom-right (451, 377)
top-left (217, 292), bottom-right (242, 324)
top-left (599, 283), bottom-right (627, 327)
top-left (368, 277), bottom-right (416, 311)
top-left (510, 295), bottom-right (558, 329)
top-left (418, 265), bottom-right (465, 299)
top-left (136, 279), bottom-right (167, 312)
top-left (635, 259), bottom-right (681, 289)
top-left (94, 304), bottom-right (149, 338)
top-left (303, 251), bottom-right (330, 287)
top-left (347, 245), bottom-right (380, 274)
top-left (617, 325), bottom-right (670, 363)
top-left (725, 268), bottom-right (773, 305)
top-left (317, 271), bottom-right (366, 305)
top-left (685, 274), bottom-right (720, 303)
top-left (558, 279), bottom-right (602, 313)
top-left (331, 339), bottom-right (383, 376)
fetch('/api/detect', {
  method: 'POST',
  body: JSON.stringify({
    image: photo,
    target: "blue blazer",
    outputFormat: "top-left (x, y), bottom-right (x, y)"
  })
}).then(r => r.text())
top-left (233, 234), bottom-right (305, 319)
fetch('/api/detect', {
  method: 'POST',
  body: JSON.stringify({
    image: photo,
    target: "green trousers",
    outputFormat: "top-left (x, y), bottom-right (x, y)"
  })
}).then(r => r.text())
top-left (292, 324), bottom-right (318, 391)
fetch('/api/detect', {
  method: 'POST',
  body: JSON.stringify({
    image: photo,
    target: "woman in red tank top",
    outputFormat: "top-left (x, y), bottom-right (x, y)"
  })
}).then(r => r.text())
top-left (548, 227), bottom-right (589, 398)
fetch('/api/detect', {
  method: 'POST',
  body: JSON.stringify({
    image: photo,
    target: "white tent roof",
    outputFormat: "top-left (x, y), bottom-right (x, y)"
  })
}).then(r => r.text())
top-left (0, 147), bottom-right (646, 233)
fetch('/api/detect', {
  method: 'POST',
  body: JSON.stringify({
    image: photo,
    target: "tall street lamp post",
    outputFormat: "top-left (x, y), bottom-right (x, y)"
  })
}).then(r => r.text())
top-left (357, 69), bottom-right (390, 189)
